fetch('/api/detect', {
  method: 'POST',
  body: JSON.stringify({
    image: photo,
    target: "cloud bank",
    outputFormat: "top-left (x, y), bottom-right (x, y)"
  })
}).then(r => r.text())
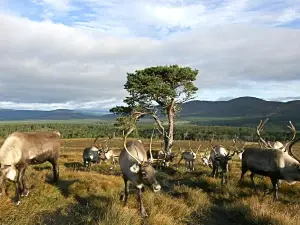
top-left (0, 0), bottom-right (300, 110)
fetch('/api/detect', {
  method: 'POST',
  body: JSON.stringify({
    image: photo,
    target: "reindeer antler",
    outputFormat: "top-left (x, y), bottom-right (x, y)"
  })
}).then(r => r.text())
top-left (256, 118), bottom-right (272, 148)
top-left (122, 112), bottom-right (146, 164)
top-left (283, 121), bottom-right (297, 152)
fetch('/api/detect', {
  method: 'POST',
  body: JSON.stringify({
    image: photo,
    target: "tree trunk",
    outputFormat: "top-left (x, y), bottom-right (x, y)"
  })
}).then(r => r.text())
top-left (166, 98), bottom-right (175, 153)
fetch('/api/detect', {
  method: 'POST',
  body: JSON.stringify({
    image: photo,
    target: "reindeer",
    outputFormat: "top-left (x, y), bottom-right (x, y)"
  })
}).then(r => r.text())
top-left (119, 120), bottom-right (161, 217)
top-left (0, 131), bottom-right (61, 205)
top-left (95, 136), bottom-right (119, 166)
top-left (209, 135), bottom-right (238, 185)
top-left (199, 148), bottom-right (213, 168)
top-left (177, 142), bottom-right (201, 171)
top-left (239, 120), bottom-right (299, 201)
top-left (255, 118), bottom-right (298, 186)
top-left (82, 136), bottom-right (110, 169)
top-left (101, 149), bottom-right (119, 165)
top-left (147, 139), bottom-right (178, 169)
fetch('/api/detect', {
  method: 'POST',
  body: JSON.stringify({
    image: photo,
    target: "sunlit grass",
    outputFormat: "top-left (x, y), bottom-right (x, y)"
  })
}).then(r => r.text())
top-left (0, 138), bottom-right (300, 224)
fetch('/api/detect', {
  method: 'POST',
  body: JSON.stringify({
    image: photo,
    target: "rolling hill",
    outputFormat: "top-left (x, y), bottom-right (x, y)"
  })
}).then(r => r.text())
top-left (0, 109), bottom-right (100, 121)
top-left (0, 97), bottom-right (299, 128)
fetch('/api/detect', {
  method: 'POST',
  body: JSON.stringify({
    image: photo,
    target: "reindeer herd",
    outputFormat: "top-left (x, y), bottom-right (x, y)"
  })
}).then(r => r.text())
top-left (0, 118), bottom-right (300, 217)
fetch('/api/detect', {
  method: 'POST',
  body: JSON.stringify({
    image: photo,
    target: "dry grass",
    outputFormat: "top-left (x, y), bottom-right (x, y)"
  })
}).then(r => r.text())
top-left (1, 138), bottom-right (300, 225)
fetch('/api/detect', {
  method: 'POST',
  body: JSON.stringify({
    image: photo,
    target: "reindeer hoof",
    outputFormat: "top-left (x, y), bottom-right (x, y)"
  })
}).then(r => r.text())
top-left (14, 200), bottom-right (21, 206)
top-left (21, 190), bottom-right (29, 197)
top-left (120, 194), bottom-right (125, 201)
top-left (141, 211), bottom-right (148, 218)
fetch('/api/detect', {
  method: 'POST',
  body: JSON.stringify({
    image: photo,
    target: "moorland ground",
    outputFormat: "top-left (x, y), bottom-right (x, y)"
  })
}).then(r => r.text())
top-left (1, 138), bottom-right (300, 225)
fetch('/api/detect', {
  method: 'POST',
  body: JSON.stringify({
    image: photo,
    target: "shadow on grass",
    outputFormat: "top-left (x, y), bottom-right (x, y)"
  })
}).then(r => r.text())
top-left (56, 179), bottom-right (80, 198)
top-left (188, 201), bottom-right (281, 225)
top-left (34, 194), bottom-right (112, 225)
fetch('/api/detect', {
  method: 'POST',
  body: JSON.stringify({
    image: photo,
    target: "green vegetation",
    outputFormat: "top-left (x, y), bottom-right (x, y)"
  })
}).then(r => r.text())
top-left (110, 64), bottom-right (199, 152)
top-left (0, 122), bottom-right (298, 142)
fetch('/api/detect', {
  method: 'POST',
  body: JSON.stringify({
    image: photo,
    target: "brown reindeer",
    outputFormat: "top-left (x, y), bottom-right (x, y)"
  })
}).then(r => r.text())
top-left (0, 131), bottom-right (61, 205)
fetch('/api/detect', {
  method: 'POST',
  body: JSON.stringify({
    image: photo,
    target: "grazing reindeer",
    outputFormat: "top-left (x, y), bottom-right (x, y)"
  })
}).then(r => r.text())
top-left (119, 122), bottom-right (161, 217)
top-left (256, 118), bottom-right (298, 186)
top-left (101, 149), bottom-right (119, 165)
top-left (0, 131), bottom-right (61, 205)
top-left (177, 142), bottom-right (201, 171)
top-left (147, 139), bottom-right (178, 169)
top-left (209, 135), bottom-right (237, 185)
top-left (199, 148), bottom-right (213, 168)
top-left (82, 136), bottom-right (112, 169)
top-left (82, 136), bottom-right (107, 169)
top-left (239, 120), bottom-right (299, 200)
top-left (96, 137), bottom-right (119, 166)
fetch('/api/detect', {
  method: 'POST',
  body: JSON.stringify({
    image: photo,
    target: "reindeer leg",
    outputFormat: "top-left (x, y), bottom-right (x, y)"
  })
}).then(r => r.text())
top-left (250, 172), bottom-right (257, 194)
top-left (88, 161), bottom-right (91, 171)
top-left (215, 164), bottom-right (219, 178)
top-left (270, 177), bottom-right (279, 201)
top-left (239, 167), bottom-right (247, 185)
top-left (49, 158), bottom-right (59, 184)
top-left (221, 171), bottom-right (225, 186)
top-left (211, 163), bottom-right (216, 177)
top-left (137, 187), bottom-right (148, 217)
top-left (120, 177), bottom-right (129, 205)
top-left (20, 166), bottom-right (29, 197)
top-left (14, 168), bottom-right (22, 205)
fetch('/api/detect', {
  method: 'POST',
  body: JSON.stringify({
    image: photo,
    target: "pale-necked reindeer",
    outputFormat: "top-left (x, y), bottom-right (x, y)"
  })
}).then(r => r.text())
top-left (209, 135), bottom-right (237, 185)
top-left (239, 120), bottom-right (299, 200)
top-left (100, 138), bottom-right (119, 166)
top-left (255, 118), bottom-right (298, 186)
top-left (0, 131), bottom-right (61, 205)
top-left (147, 139), bottom-right (178, 169)
top-left (119, 119), bottom-right (161, 217)
top-left (177, 142), bottom-right (201, 171)
top-left (199, 148), bottom-right (213, 168)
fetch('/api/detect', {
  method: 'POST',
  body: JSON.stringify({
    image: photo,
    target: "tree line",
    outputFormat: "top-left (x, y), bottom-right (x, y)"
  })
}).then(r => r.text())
top-left (0, 122), bottom-right (296, 142)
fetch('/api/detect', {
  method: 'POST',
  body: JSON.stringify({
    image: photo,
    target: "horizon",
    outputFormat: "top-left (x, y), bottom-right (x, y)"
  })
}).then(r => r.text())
top-left (0, 96), bottom-right (299, 111)
top-left (1, 1), bottom-right (300, 111)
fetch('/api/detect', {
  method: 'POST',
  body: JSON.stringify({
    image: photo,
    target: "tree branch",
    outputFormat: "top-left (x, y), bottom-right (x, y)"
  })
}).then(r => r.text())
top-left (151, 111), bottom-right (169, 140)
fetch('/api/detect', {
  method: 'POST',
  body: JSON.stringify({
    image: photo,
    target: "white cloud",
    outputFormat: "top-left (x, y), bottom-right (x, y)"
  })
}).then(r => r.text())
top-left (0, 1), bottom-right (300, 111)
top-left (68, 0), bottom-right (300, 36)
top-left (0, 99), bottom-right (119, 110)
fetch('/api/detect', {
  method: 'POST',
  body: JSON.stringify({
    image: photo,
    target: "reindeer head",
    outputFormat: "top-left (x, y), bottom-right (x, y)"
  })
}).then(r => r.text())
top-left (124, 125), bottom-right (161, 192)
top-left (0, 164), bottom-right (17, 183)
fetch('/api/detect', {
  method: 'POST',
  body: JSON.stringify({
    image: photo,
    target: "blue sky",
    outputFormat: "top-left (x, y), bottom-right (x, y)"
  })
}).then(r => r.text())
top-left (0, 0), bottom-right (300, 110)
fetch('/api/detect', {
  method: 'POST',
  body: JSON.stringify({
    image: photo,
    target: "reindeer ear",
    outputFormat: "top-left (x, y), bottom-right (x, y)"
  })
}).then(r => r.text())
top-left (130, 163), bottom-right (140, 173)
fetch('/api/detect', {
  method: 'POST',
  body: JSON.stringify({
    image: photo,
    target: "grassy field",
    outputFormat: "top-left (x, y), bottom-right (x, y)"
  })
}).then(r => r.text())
top-left (1, 138), bottom-right (300, 225)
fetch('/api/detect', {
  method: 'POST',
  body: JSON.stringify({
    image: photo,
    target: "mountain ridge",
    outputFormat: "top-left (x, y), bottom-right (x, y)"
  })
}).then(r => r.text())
top-left (0, 97), bottom-right (298, 128)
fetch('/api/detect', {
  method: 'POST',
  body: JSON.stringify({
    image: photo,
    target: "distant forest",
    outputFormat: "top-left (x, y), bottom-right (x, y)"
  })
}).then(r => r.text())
top-left (0, 123), bottom-right (297, 142)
